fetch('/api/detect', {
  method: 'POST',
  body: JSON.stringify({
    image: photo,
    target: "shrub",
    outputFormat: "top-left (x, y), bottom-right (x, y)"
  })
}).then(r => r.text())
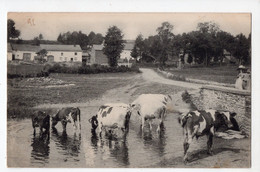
top-left (48, 63), bottom-right (140, 74)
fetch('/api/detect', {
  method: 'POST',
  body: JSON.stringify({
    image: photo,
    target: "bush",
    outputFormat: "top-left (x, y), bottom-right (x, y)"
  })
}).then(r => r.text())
top-left (48, 63), bottom-right (140, 74)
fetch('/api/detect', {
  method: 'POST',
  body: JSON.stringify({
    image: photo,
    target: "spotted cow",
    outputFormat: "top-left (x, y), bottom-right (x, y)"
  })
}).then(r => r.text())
top-left (178, 109), bottom-right (237, 163)
top-left (89, 103), bottom-right (132, 137)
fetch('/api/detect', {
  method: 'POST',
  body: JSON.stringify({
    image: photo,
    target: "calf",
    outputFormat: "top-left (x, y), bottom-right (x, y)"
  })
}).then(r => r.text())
top-left (178, 109), bottom-right (237, 163)
top-left (52, 107), bottom-right (81, 131)
top-left (31, 111), bottom-right (50, 137)
top-left (89, 103), bottom-right (132, 137)
top-left (131, 94), bottom-right (172, 134)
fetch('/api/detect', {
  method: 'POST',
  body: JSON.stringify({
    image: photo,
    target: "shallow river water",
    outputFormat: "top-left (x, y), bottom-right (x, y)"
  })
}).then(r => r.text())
top-left (7, 105), bottom-right (249, 168)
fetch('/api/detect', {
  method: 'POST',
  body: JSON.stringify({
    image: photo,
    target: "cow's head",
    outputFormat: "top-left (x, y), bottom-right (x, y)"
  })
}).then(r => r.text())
top-left (70, 107), bottom-right (80, 121)
top-left (32, 111), bottom-right (46, 128)
top-left (89, 115), bottom-right (98, 130)
top-left (215, 111), bottom-right (237, 130)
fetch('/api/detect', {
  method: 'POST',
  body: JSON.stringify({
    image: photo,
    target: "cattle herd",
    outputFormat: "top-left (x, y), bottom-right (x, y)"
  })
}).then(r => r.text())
top-left (31, 93), bottom-right (239, 163)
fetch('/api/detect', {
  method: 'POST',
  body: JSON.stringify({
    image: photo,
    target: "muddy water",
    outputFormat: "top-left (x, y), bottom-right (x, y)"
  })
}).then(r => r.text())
top-left (8, 105), bottom-right (204, 167)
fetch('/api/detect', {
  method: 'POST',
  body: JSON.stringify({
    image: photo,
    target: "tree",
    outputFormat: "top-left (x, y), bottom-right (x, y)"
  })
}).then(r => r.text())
top-left (39, 33), bottom-right (43, 40)
top-left (131, 45), bottom-right (138, 59)
top-left (156, 22), bottom-right (174, 66)
top-left (103, 26), bottom-right (125, 67)
top-left (187, 53), bottom-right (193, 65)
top-left (33, 37), bottom-right (40, 45)
top-left (36, 49), bottom-right (48, 63)
top-left (232, 33), bottom-right (250, 65)
top-left (134, 34), bottom-right (145, 59)
top-left (7, 19), bottom-right (20, 42)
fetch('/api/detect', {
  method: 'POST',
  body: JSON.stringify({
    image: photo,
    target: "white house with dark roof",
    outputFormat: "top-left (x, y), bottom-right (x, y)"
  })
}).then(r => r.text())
top-left (11, 44), bottom-right (41, 61)
top-left (120, 40), bottom-right (134, 61)
top-left (40, 44), bottom-right (82, 62)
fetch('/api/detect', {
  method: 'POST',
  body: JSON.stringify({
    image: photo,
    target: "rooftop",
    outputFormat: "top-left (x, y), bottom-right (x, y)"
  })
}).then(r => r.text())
top-left (40, 44), bottom-right (82, 52)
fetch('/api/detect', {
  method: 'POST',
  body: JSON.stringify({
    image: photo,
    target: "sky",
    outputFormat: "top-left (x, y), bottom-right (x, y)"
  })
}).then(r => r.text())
top-left (8, 12), bottom-right (251, 41)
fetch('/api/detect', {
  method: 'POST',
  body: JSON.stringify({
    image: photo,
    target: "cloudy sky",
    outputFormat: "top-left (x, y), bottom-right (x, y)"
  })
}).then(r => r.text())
top-left (8, 12), bottom-right (251, 41)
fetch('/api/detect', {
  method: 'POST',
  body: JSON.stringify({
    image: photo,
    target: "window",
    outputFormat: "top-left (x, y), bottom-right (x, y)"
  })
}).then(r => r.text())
top-left (61, 52), bottom-right (63, 56)
top-left (74, 52), bottom-right (77, 55)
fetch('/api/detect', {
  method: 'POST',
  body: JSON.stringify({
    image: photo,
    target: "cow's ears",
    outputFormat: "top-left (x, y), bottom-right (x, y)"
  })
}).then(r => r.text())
top-left (230, 112), bottom-right (237, 117)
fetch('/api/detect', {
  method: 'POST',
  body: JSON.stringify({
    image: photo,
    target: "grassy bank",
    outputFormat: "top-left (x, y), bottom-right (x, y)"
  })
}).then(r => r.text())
top-left (7, 72), bottom-right (138, 119)
top-left (166, 65), bottom-right (239, 84)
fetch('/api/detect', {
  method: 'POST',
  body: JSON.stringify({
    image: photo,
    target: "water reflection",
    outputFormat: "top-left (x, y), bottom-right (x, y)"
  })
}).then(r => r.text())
top-left (51, 128), bottom-right (81, 158)
top-left (90, 130), bottom-right (130, 167)
top-left (108, 139), bottom-right (130, 166)
top-left (30, 131), bottom-right (50, 165)
top-left (140, 125), bottom-right (167, 157)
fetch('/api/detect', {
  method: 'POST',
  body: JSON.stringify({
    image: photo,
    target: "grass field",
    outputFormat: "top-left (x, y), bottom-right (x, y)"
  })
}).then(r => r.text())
top-left (7, 72), bottom-right (137, 119)
top-left (166, 65), bottom-right (240, 84)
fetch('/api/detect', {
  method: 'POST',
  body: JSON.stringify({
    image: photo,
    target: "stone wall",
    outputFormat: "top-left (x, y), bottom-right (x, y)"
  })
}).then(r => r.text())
top-left (190, 85), bottom-right (251, 136)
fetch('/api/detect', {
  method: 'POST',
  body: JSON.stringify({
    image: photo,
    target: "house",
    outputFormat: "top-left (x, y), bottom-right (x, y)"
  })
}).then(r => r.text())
top-left (40, 44), bottom-right (82, 62)
top-left (89, 44), bottom-right (108, 65)
top-left (90, 40), bottom-right (135, 66)
top-left (11, 44), bottom-right (41, 61)
top-left (120, 40), bottom-right (134, 61)
top-left (7, 43), bottom-right (13, 61)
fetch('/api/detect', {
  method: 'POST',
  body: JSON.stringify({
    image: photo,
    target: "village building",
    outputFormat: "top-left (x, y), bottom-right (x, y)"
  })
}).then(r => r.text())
top-left (11, 44), bottom-right (41, 61)
top-left (89, 44), bottom-right (108, 65)
top-left (90, 40), bottom-right (135, 66)
top-left (40, 44), bottom-right (82, 62)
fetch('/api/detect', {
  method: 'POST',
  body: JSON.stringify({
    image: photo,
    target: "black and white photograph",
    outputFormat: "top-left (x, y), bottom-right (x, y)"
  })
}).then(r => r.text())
top-left (5, 12), bottom-right (252, 168)
top-left (1, 0), bottom-right (260, 170)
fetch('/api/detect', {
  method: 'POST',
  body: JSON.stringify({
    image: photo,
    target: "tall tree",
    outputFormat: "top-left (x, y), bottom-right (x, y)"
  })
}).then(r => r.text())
top-left (134, 34), bottom-right (145, 59)
top-left (103, 26), bottom-right (125, 67)
top-left (232, 33), bottom-right (250, 65)
top-left (7, 19), bottom-right (20, 42)
top-left (156, 22), bottom-right (174, 66)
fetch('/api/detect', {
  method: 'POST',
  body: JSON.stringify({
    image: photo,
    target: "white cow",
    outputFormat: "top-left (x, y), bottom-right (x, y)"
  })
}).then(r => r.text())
top-left (131, 94), bottom-right (172, 134)
top-left (89, 103), bottom-right (132, 137)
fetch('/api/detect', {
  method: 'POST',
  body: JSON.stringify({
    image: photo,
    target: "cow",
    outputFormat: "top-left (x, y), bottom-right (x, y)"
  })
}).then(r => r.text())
top-left (131, 94), bottom-right (172, 134)
top-left (178, 109), bottom-right (237, 163)
top-left (89, 103), bottom-right (132, 137)
top-left (31, 111), bottom-right (50, 137)
top-left (52, 107), bottom-right (81, 131)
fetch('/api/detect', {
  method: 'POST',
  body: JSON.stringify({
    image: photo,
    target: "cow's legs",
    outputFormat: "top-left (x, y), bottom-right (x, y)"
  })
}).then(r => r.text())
top-left (98, 125), bottom-right (102, 138)
top-left (149, 119), bottom-right (153, 131)
top-left (156, 119), bottom-right (163, 134)
top-left (33, 127), bottom-right (36, 136)
top-left (183, 130), bottom-right (193, 163)
top-left (207, 133), bottom-right (214, 155)
top-left (61, 121), bottom-right (67, 131)
top-left (141, 117), bottom-right (145, 132)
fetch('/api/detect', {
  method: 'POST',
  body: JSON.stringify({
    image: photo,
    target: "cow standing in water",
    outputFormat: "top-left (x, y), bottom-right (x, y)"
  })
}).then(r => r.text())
top-left (178, 110), bottom-right (237, 163)
top-left (31, 111), bottom-right (50, 137)
top-left (89, 103), bottom-right (132, 138)
top-left (52, 107), bottom-right (81, 131)
top-left (131, 94), bottom-right (172, 134)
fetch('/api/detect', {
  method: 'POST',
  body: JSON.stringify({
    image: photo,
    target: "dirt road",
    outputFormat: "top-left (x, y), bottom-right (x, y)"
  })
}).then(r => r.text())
top-left (7, 69), bottom-right (250, 168)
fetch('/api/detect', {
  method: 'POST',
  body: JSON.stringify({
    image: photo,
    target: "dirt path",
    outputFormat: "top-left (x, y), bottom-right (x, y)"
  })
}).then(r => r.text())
top-left (140, 68), bottom-right (203, 89)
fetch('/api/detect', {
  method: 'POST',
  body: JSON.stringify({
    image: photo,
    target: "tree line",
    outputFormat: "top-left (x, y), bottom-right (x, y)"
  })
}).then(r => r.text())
top-left (131, 21), bottom-right (251, 66)
top-left (7, 19), bottom-right (104, 50)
